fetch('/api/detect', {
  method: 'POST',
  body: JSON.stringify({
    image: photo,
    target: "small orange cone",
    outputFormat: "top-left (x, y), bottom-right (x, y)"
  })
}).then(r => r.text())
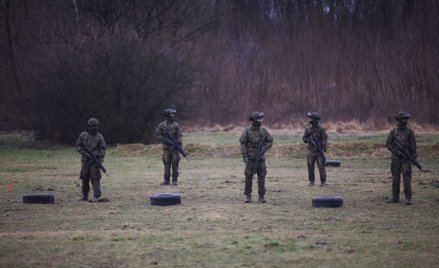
top-left (7, 181), bottom-right (12, 190)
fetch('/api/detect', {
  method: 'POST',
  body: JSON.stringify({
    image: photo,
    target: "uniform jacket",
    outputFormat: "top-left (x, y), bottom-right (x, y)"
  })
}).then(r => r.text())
top-left (386, 126), bottom-right (416, 160)
top-left (303, 124), bottom-right (328, 151)
top-left (240, 126), bottom-right (273, 161)
top-left (76, 131), bottom-right (106, 162)
top-left (155, 120), bottom-right (182, 150)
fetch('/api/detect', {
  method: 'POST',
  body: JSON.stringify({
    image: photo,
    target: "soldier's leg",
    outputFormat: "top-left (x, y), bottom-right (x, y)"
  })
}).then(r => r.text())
top-left (171, 150), bottom-right (180, 183)
top-left (162, 150), bottom-right (171, 183)
top-left (90, 165), bottom-right (102, 199)
top-left (80, 162), bottom-right (91, 200)
top-left (307, 151), bottom-right (316, 184)
top-left (256, 161), bottom-right (267, 196)
top-left (402, 161), bottom-right (412, 203)
top-left (390, 159), bottom-right (402, 201)
top-left (317, 155), bottom-right (327, 184)
top-left (244, 161), bottom-right (255, 195)
top-left (257, 161), bottom-right (267, 203)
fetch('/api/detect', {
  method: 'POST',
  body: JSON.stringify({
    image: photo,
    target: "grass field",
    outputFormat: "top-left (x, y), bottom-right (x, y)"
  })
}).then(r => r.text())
top-left (0, 131), bottom-right (438, 267)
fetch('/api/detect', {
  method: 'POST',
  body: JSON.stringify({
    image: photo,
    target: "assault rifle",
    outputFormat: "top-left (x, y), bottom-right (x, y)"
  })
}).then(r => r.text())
top-left (393, 140), bottom-right (422, 170)
top-left (81, 145), bottom-right (109, 177)
top-left (165, 134), bottom-right (189, 161)
top-left (309, 131), bottom-right (327, 165)
top-left (252, 135), bottom-right (266, 178)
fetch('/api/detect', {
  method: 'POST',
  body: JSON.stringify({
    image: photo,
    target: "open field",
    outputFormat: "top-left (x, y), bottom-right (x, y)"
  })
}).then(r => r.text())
top-left (1, 131), bottom-right (439, 267)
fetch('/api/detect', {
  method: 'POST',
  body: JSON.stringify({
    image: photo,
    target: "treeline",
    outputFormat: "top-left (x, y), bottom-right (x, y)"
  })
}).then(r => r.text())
top-left (1, 0), bottom-right (438, 143)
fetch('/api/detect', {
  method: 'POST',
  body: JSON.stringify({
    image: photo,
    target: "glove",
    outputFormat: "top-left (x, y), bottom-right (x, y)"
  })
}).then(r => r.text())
top-left (164, 139), bottom-right (174, 146)
top-left (322, 146), bottom-right (327, 152)
top-left (303, 137), bottom-right (310, 143)
top-left (391, 148), bottom-right (403, 157)
top-left (242, 156), bottom-right (248, 164)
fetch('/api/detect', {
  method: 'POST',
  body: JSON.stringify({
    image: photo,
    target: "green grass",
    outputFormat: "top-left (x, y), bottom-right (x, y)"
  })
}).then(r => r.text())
top-left (0, 132), bottom-right (438, 267)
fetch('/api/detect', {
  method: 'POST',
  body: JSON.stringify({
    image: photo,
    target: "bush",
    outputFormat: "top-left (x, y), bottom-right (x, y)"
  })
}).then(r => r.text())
top-left (26, 37), bottom-right (192, 144)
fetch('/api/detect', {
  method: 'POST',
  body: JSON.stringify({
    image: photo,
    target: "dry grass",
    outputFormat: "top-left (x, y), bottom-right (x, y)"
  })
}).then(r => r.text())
top-left (0, 132), bottom-right (438, 267)
top-left (184, 121), bottom-right (439, 134)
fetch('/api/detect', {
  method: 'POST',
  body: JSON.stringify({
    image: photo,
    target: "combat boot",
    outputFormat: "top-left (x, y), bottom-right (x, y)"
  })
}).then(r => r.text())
top-left (386, 196), bottom-right (399, 203)
top-left (79, 194), bottom-right (88, 201)
top-left (245, 194), bottom-right (252, 203)
top-left (405, 198), bottom-right (412, 205)
top-left (258, 195), bottom-right (266, 203)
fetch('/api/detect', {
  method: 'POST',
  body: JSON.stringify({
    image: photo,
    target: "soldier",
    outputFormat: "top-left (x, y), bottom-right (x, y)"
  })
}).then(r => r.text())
top-left (386, 112), bottom-right (416, 205)
top-left (76, 118), bottom-right (107, 202)
top-left (240, 112), bottom-right (273, 203)
top-left (303, 112), bottom-right (328, 186)
top-left (155, 109), bottom-right (183, 185)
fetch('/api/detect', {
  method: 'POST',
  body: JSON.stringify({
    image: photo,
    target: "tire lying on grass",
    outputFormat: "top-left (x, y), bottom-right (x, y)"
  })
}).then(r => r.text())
top-left (325, 160), bottom-right (341, 167)
top-left (150, 193), bottom-right (181, 206)
top-left (312, 196), bottom-right (343, 208)
top-left (22, 192), bottom-right (54, 204)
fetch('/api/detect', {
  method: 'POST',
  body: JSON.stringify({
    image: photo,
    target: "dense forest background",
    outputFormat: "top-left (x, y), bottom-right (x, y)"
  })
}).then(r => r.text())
top-left (1, 0), bottom-right (438, 143)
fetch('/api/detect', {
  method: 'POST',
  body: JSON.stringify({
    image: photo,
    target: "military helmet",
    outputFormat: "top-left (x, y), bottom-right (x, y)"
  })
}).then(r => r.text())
top-left (87, 118), bottom-right (99, 126)
top-left (307, 112), bottom-right (320, 121)
top-left (395, 111), bottom-right (410, 121)
top-left (163, 109), bottom-right (177, 117)
top-left (248, 111), bottom-right (264, 121)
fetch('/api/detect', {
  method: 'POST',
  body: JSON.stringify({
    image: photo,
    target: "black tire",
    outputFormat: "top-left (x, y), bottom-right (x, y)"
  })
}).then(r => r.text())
top-left (22, 192), bottom-right (54, 204)
top-left (312, 196), bottom-right (343, 208)
top-left (150, 193), bottom-right (181, 206)
top-left (326, 160), bottom-right (341, 167)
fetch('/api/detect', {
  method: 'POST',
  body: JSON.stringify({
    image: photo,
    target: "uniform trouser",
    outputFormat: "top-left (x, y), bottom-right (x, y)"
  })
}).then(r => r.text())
top-left (80, 162), bottom-right (102, 198)
top-left (307, 150), bottom-right (326, 183)
top-left (163, 149), bottom-right (180, 182)
top-left (391, 158), bottom-right (412, 200)
top-left (244, 160), bottom-right (267, 195)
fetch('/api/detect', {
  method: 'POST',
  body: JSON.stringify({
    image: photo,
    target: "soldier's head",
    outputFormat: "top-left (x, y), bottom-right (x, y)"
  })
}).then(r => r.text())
top-left (87, 118), bottom-right (99, 135)
top-left (249, 111), bottom-right (264, 127)
top-left (307, 112), bottom-right (320, 127)
top-left (163, 109), bottom-right (176, 122)
top-left (395, 111), bottom-right (410, 128)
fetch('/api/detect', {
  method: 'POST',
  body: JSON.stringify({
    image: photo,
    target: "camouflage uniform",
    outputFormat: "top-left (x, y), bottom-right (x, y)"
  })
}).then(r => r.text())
top-left (303, 119), bottom-right (328, 185)
top-left (155, 117), bottom-right (182, 184)
top-left (240, 120), bottom-right (273, 198)
top-left (386, 113), bottom-right (416, 203)
top-left (76, 123), bottom-right (106, 201)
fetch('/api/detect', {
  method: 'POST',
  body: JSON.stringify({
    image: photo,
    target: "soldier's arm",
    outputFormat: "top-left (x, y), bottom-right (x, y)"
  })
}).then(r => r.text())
top-left (386, 129), bottom-right (400, 155)
top-left (176, 124), bottom-right (183, 145)
top-left (262, 130), bottom-right (273, 153)
top-left (303, 128), bottom-right (310, 143)
top-left (321, 128), bottom-right (328, 151)
top-left (154, 125), bottom-right (166, 142)
top-left (239, 129), bottom-right (248, 159)
top-left (75, 133), bottom-right (88, 157)
top-left (99, 135), bottom-right (106, 162)
top-left (385, 131), bottom-right (394, 151)
top-left (409, 130), bottom-right (417, 158)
